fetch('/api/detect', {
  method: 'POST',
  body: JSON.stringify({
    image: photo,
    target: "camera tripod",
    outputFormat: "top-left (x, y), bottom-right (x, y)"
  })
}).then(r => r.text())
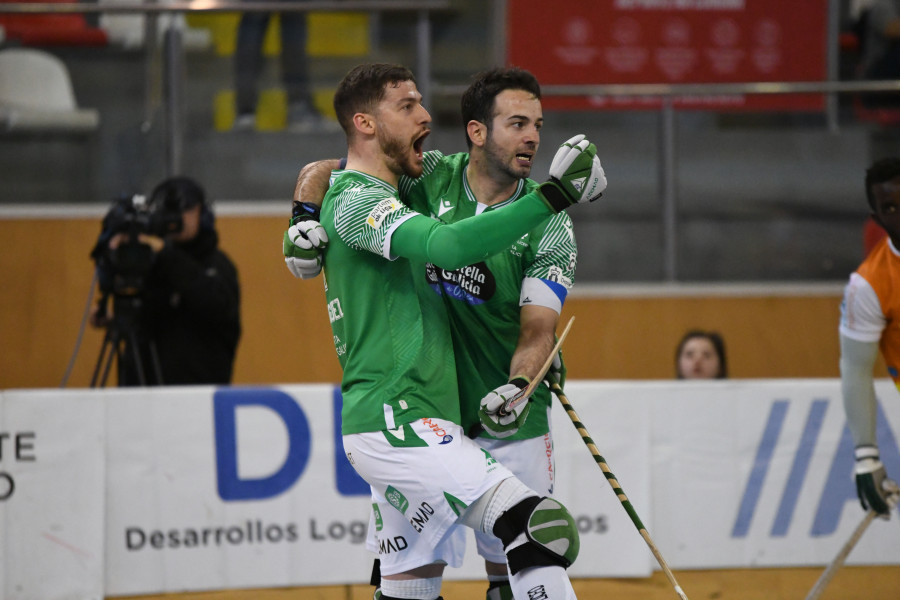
top-left (90, 293), bottom-right (163, 387)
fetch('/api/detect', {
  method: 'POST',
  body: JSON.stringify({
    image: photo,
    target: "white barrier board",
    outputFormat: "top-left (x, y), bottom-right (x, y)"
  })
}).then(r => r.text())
top-left (3, 379), bottom-right (900, 598)
top-left (0, 390), bottom-right (105, 600)
top-left (104, 384), bottom-right (650, 595)
top-left (643, 379), bottom-right (900, 569)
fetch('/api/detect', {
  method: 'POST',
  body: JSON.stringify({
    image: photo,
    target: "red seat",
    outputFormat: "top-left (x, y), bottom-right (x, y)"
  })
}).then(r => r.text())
top-left (0, 0), bottom-right (108, 46)
top-left (854, 97), bottom-right (900, 128)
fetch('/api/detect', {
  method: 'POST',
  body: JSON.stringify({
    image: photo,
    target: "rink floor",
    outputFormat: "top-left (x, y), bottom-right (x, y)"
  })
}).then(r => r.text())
top-left (121, 566), bottom-right (900, 600)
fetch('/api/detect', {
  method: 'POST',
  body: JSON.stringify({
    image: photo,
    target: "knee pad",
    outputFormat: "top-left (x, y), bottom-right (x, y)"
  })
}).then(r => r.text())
top-left (492, 496), bottom-right (580, 575)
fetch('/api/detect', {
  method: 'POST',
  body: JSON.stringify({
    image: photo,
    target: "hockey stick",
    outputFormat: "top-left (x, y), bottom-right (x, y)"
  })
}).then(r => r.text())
top-left (548, 377), bottom-right (690, 600)
top-left (499, 315), bottom-right (574, 416)
top-left (803, 509), bottom-right (878, 600)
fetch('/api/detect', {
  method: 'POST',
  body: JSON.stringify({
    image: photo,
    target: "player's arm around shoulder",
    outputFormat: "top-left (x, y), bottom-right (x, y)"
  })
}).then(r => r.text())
top-left (284, 158), bottom-right (342, 279)
top-left (332, 182), bottom-right (422, 259)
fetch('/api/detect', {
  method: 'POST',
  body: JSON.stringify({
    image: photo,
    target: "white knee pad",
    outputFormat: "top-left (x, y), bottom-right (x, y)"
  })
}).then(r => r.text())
top-left (459, 476), bottom-right (534, 534)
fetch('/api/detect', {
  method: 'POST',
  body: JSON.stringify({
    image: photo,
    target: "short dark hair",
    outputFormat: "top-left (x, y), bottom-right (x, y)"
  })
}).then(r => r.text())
top-left (333, 63), bottom-right (416, 135)
top-left (675, 329), bottom-right (728, 379)
top-left (460, 67), bottom-right (541, 149)
top-left (865, 157), bottom-right (900, 211)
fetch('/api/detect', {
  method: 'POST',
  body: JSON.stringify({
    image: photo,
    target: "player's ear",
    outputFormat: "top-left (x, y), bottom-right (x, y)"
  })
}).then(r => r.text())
top-left (353, 112), bottom-right (376, 135)
top-left (467, 120), bottom-right (487, 148)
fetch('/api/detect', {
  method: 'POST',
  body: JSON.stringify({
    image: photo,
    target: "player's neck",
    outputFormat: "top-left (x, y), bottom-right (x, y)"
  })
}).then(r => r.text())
top-left (346, 146), bottom-right (399, 188)
top-left (465, 159), bottom-right (520, 207)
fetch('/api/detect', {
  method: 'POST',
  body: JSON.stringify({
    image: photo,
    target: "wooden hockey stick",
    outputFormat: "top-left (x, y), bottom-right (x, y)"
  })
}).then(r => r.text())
top-left (499, 315), bottom-right (574, 416)
top-left (803, 509), bottom-right (878, 600)
top-left (549, 377), bottom-right (690, 600)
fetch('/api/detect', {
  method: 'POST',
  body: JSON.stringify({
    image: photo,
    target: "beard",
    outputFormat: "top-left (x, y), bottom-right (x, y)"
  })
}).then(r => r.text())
top-left (377, 127), bottom-right (423, 179)
top-left (483, 133), bottom-right (532, 182)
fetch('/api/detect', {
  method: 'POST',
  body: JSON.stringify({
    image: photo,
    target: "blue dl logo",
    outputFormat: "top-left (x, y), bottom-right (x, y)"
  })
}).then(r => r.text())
top-left (213, 387), bottom-right (368, 501)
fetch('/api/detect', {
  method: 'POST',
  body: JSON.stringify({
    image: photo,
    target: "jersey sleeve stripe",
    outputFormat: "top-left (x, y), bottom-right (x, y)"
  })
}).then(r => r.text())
top-left (520, 277), bottom-right (567, 314)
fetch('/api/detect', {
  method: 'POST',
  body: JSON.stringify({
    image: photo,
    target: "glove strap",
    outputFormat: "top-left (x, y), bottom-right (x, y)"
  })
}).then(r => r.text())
top-left (508, 376), bottom-right (530, 389)
top-left (291, 200), bottom-right (321, 225)
top-left (497, 376), bottom-right (532, 418)
top-left (855, 445), bottom-right (884, 475)
top-left (536, 181), bottom-right (572, 213)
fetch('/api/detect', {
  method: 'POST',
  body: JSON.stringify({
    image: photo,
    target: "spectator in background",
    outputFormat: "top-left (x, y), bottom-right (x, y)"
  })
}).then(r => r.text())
top-left (675, 329), bottom-right (728, 380)
top-left (839, 157), bottom-right (900, 518)
top-left (859, 0), bottom-right (900, 108)
top-left (90, 177), bottom-right (241, 386)
top-left (233, 0), bottom-right (332, 132)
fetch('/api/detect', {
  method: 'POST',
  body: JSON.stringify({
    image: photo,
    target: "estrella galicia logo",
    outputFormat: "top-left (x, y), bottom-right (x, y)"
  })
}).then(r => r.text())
top-left (425, 261), bottom-right (442, 295)
top-left (424, 261), bottom-right (496, 305)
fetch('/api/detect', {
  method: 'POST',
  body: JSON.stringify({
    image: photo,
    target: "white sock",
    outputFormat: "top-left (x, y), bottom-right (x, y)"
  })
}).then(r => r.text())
top-left (380, 576), bottom-right (442, 600)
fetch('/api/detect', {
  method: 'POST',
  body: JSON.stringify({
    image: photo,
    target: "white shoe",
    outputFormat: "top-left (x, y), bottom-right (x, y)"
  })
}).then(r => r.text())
top-left (232, 113), bottom-right (256, 132)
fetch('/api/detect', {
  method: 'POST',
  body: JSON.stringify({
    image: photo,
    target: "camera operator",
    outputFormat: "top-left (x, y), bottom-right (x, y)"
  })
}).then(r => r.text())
top-left (90, 176), bottom-right (241, 386)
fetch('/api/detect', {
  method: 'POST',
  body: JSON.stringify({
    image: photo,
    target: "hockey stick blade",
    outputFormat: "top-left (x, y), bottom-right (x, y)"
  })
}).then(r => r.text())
top-left (804, 509), bottom-right (878, 600)
top-left (499, 315), bottom-right (575, 416)
top-left (549, 378), bottom-right (690, 600)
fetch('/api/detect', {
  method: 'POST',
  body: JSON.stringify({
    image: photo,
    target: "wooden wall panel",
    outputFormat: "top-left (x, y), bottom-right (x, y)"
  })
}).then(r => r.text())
top-left (0, 216), bottom-right (860, 389)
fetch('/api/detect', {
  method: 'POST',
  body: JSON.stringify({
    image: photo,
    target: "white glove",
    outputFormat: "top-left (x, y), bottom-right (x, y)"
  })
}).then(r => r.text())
top-left (283, 220), bottom-right (328, 279)
top-left (855, 445), bottom-right (900, 518)
top-left (539, 134), bottom-right (607, 211)
top-left (478, 378), bottom-right (531, 439)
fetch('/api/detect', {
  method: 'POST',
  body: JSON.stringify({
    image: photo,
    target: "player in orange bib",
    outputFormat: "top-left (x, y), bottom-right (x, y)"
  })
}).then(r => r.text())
top-left (839, 157), bottom-right (900, 518)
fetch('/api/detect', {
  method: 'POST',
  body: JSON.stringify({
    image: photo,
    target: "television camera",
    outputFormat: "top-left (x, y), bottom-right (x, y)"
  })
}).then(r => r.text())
top-left (88, 193), bottom-right (183, 387)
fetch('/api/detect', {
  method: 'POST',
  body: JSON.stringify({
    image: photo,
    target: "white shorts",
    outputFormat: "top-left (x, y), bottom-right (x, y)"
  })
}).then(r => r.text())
top-left (360, 411), bottom-right (555, 573)
top-left (343, 417), bottom-right (515, 576)
top-left (473, 430), bottom-right (555, 563)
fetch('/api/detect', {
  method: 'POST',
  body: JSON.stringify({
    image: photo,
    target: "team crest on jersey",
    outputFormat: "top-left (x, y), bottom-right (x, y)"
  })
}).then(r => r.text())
top-left (546, 266), bottom-right (572, 288)
top-left (366, 197), bottom-right (402, 229)
top-left (424, 261), bottom-right (497, 305)
top-left (385, 485), bottom-right (410, 514)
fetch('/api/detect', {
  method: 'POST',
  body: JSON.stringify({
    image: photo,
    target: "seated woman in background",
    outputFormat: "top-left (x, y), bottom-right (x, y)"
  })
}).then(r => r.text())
top-left (675, 329), bottom-right (728, 380)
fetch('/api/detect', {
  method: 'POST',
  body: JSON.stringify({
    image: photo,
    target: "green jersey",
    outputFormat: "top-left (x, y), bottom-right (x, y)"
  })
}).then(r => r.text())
top-left (321, 169), bottom-right (460, 434)
top-left (400, 151), bottom-right (577, 440)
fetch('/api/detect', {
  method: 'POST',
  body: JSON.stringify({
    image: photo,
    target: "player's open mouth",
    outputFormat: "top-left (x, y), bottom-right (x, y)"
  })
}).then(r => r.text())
top-left (516, 152), bottom-right (533, 166)
top-left (413, 130), bottom-right (430, 160)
